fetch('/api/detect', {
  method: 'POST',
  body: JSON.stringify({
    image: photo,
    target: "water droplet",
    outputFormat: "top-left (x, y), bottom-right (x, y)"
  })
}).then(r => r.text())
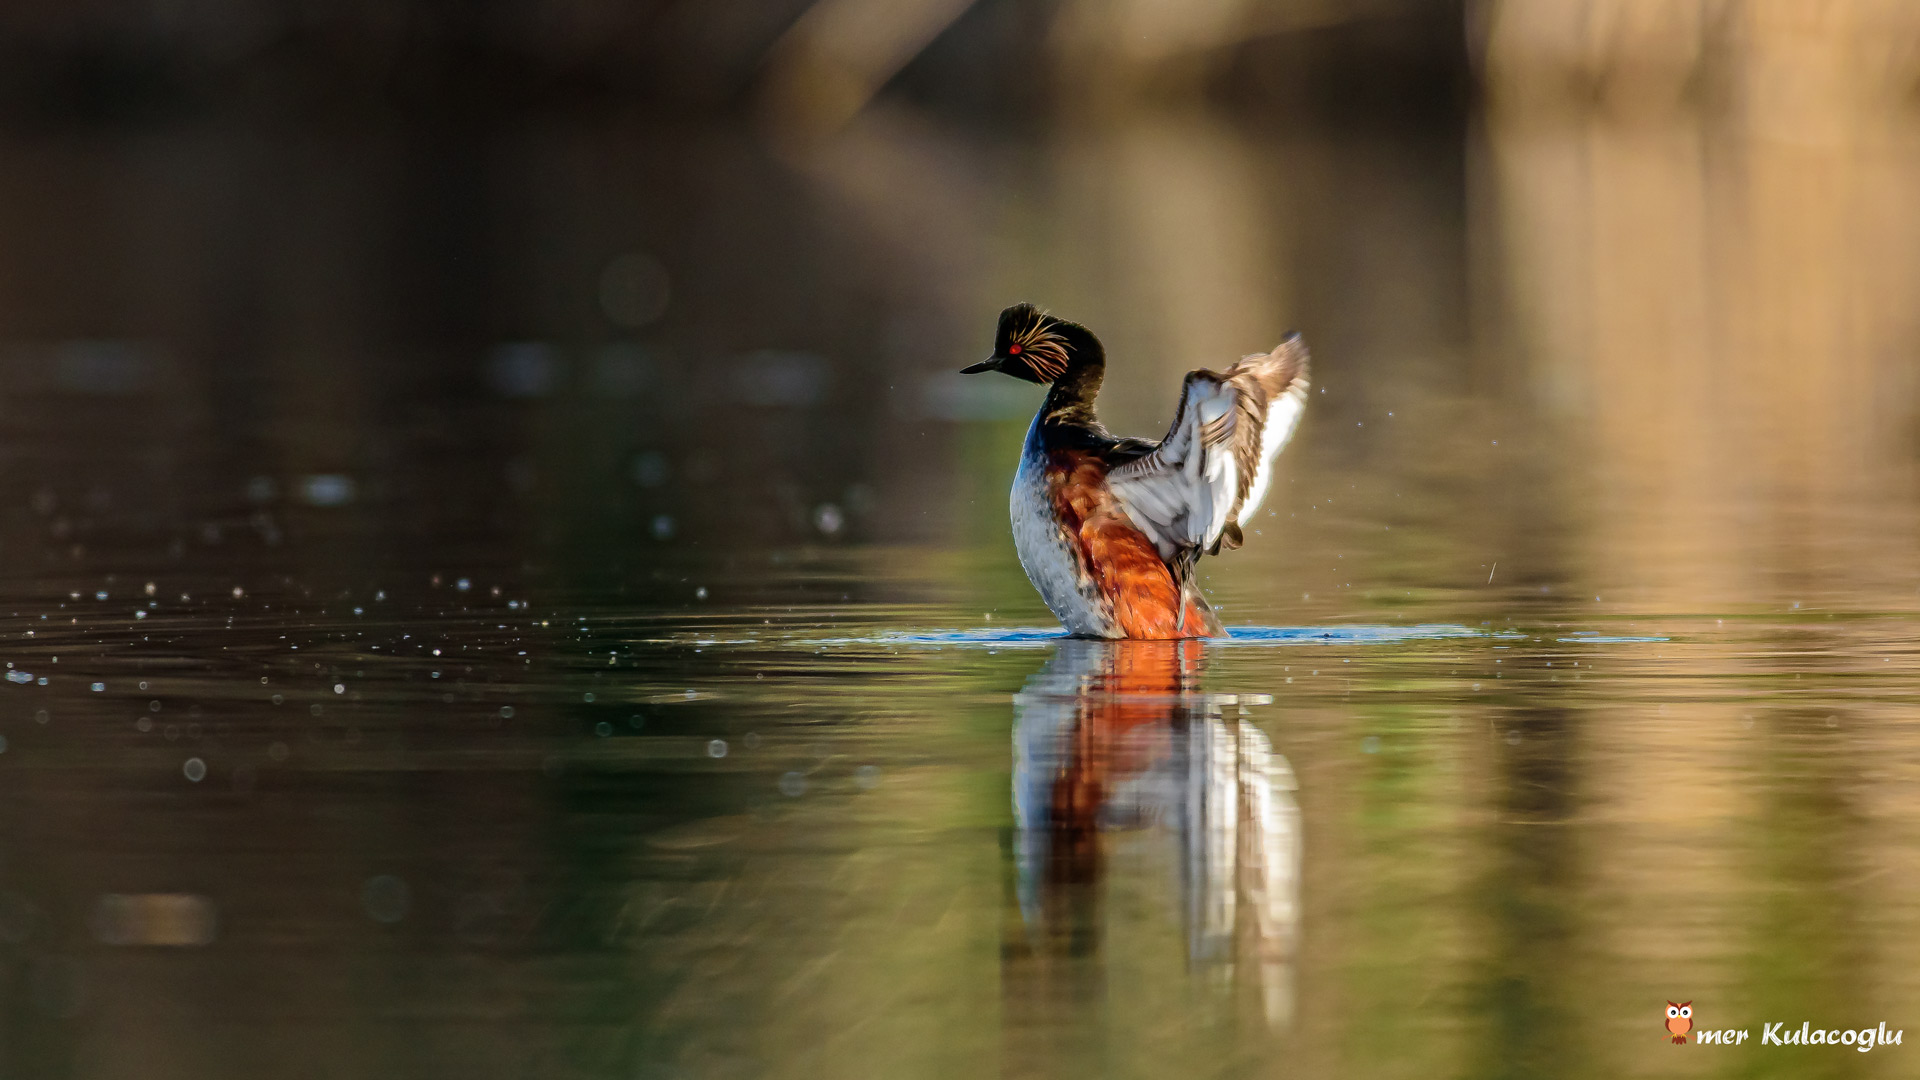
top-left (298, 475), bottom-right (356, 507)
top-left (706, 739), bottom-right (728, 759)
top-left (778, 771), bottom-right (808, 796)
top-left (812, 504), bottom-right (845, 537)
top-left (182, 758), bottom-right (206, 782)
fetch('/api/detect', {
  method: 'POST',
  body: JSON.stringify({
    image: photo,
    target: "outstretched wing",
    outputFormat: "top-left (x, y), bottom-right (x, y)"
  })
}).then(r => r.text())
top-left (1107, 335), bottom-right (1309, 562)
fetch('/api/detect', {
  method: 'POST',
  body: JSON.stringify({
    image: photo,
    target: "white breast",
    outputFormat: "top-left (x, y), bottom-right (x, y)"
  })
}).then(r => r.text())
top-left (1009, 415), bottom-right (1119, 638)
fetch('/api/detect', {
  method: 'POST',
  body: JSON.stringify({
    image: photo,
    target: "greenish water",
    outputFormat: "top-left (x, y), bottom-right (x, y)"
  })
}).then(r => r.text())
top-left (4, 559), bottom-right (1918, 1078)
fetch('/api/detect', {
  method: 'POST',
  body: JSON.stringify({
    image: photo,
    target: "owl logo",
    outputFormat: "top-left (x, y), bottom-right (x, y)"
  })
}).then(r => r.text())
top-left (1665, 1001), bottom-right (1693, 1043)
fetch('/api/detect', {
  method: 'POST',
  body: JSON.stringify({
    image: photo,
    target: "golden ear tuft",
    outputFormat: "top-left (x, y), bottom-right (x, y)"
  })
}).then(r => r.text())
top-left (1008, 316), bottom-right (1069, 381)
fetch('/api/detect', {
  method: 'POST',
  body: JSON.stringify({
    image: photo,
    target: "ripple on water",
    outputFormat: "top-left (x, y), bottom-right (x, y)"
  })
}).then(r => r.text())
top-left (802, 624), bottom-right (1520, 648)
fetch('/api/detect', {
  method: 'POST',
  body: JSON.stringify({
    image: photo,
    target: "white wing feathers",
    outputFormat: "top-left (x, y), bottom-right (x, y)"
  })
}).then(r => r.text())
top-left (1108, 335), bottom-right (1309, 562)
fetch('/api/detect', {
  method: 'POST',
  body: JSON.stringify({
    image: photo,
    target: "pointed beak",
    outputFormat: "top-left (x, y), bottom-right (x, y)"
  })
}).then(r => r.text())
top-left (960, 357), bottom-right (999, 374)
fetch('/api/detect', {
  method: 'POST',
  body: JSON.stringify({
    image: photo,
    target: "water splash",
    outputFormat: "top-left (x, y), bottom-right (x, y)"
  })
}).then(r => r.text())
top-left (1215, 624), bottom-right (1510, 645)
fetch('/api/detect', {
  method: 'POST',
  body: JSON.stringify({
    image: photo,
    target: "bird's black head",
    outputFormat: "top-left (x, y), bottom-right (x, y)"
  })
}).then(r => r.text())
top-left (961, 303), bottom-right (1097, 383)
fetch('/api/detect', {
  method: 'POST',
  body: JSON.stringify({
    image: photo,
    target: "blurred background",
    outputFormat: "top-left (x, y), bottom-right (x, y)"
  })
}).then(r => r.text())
top-left (3, 1), bottom-right (1920, 1077)
top-left (1, 0), bottom-right (1916, 610)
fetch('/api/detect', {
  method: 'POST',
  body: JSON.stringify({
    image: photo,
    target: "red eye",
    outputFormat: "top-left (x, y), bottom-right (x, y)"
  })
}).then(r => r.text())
top-left (1007, 345), bottom-right (1022, 355)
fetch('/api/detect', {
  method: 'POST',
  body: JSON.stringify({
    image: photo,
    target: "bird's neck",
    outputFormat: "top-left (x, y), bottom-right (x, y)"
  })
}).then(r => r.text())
top-left (1040, 334), bottom-right (1106, 432)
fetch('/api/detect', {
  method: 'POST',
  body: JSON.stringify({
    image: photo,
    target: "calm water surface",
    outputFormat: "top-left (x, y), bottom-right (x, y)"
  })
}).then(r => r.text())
top-left (4, 555), bottom-right (1920, 1079)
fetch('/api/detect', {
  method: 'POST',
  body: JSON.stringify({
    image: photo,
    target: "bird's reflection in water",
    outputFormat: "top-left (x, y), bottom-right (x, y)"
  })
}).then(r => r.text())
top-left (1009, 638), bottom-right (1301, 1029)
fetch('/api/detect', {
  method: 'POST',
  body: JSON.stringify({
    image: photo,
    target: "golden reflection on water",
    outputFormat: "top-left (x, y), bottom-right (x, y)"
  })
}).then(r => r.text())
top-left (1484, 1), bottom-right (1920, 614)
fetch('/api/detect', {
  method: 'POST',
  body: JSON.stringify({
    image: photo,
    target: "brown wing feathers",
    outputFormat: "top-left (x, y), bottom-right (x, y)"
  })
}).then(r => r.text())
top-left (1221, 339), bottom-right (1308, 541)
top-left (1102, 333), bottom-right (1309, 569)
